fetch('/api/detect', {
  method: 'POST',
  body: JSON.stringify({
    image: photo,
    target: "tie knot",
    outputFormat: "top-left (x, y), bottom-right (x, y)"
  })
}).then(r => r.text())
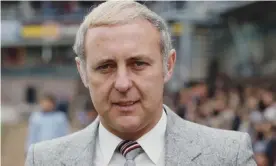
top-left (116, 140), bottom-right (143, 158)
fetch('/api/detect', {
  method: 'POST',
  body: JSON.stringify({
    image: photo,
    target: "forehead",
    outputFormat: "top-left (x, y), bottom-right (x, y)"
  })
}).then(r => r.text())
top-left (84, 19), bottom-right (161, 57)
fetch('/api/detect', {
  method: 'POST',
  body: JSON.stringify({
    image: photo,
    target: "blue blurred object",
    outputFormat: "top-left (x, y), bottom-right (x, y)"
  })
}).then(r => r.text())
top-left (25, 110), bottom-right (69, 153)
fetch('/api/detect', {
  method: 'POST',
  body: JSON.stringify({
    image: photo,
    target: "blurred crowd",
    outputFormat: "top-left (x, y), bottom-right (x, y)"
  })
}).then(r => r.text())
top-left (163, 76), bottom-right (276, 166)
top-left (1, 1), bottom-right (102, 22)
top-left (2, 1), bottom-right (275, 166)
top-left (21, 74), bottom-right (276, 166)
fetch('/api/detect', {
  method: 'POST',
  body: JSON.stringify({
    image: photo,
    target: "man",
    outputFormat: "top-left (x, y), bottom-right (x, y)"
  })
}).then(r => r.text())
top-left (25, 1), bottom-right (256, 165)
top-left (25, 94), bottom-right (69, 154)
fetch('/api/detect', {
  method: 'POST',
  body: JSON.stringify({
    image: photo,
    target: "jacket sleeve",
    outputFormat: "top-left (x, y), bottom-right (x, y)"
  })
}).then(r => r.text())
top-left (236, 133), bottom-right (257, 166)
top-left (25, 144), bottom-right (35, 166)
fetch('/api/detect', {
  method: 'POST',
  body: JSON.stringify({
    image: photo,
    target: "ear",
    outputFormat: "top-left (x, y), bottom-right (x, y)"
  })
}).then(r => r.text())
top-left (75, 57), bottom-right (89, 88)
top-left (164, 49), bottom-right (176, 83)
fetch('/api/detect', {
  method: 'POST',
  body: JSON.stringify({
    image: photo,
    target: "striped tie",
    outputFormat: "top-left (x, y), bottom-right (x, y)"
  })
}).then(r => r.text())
top-left (116, 140), bottom-right (144, 166)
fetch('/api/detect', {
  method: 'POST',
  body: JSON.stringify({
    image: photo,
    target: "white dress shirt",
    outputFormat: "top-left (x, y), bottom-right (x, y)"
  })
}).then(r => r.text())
top-left (94, 110), bottom-right (167, 166)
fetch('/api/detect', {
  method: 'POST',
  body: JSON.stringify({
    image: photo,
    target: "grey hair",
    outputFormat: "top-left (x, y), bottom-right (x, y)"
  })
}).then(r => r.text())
top-left (73, 0), bottom-right (173, 73)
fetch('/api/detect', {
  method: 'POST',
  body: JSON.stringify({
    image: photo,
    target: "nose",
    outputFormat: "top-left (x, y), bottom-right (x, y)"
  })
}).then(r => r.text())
top-left (114, 66), bottom-right (132, 93)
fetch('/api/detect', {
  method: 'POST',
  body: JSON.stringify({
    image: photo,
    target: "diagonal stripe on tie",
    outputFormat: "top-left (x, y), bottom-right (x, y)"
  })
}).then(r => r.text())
top-left (116, 140), bottom-right (144, 166)
top-left (116, 140), bottom-right (142, 157)
top-left (123, 144), bottom-right (141, 156)
top-left (121, 141), bottom-right (136, 154)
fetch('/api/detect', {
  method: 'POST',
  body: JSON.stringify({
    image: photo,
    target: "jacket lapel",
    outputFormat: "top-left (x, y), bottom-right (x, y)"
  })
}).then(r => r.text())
top-left (164, 105), bottom-right (202, 166)
top-left (61, 117), bottom-right (100, 166)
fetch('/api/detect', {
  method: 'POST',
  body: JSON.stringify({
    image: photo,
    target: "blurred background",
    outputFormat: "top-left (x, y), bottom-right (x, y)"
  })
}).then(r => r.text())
top-left (1, 1), bottom-right (276, 166)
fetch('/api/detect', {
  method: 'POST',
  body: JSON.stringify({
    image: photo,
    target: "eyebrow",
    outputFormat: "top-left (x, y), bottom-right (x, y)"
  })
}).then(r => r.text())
top-left (95, 57), bottom-right (116, 65)
top-left (93, 54), bottom-right (154, 66)
top-left (127, 54), bottom-right (154, 63)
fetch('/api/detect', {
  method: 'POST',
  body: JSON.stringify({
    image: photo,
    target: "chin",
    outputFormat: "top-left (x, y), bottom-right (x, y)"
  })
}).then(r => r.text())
top-left (117, 118), bottom-right (141, 132)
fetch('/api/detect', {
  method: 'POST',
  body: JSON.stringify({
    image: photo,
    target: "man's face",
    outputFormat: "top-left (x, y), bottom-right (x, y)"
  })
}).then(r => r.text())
top-left (76, 19), bottom-right (175, 138)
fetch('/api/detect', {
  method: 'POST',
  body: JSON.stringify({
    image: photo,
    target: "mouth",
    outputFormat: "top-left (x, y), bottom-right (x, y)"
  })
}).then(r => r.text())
top-left (112, 100), bottom-right (139, 111)
top-left (115, 101), bottom-right (137, 106)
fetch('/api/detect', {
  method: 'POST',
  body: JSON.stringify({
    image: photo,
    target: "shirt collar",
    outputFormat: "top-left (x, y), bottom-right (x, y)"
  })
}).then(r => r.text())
top-left (98, 109), bottom-right (167, 165)
top-left (137, 109), bottom-right (167, 164)
top-left (99, 122), bottom-right (122, 165)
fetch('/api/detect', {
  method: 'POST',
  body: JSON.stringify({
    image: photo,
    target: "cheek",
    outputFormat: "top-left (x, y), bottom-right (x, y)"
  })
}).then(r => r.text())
top-left (87, 71), bottom-right (107, 93)
top-left (135, 68), bottom-right (164, 102)
top-left (87, 73), bottom-right (113, 108)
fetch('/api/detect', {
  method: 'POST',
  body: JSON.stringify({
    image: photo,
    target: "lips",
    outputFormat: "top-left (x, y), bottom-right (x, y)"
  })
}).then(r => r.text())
top-left (112, 100), bottom-right (139, 112)
top-left (116, 101), bottom-right (135, 106)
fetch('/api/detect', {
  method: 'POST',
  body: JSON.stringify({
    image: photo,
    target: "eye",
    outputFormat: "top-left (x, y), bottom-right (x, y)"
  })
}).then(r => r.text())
top-left (96, 63), bottom-right (116, 73)
top-left (132, 61), bottom-right (148, 70)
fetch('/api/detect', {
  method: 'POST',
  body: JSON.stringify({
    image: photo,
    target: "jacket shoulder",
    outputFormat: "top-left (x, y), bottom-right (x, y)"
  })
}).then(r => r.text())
top-left (182, 119), bottom-right (249, 145)
top-left (168, 108), bottom-right (247, 143)
top-left (179, 119), bottom-right (254, 165)
top-left (28, 122), bottom-right (98, 165)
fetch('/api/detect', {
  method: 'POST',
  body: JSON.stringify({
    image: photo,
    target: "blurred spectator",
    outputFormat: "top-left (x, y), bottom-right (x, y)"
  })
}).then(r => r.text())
top-left (77, 99), bottom-right (98, 128)
top-left (57, 98), bottom-right (70, 120)
top-left (175, 89), bottom-right (190, 119)
top-left (25, 85), bottom-right (37, 104)
top-left (42, 1), bottom-right (56, 19)
top-left (25, 94), bottom-right (69, 153)
top-left (265, 125), bottom-right (276, 166)
top-left (262, 86), bottom-right (276, 125)
top-left (173, 78), bottom-right (275, 165)
top-left (85, 100), bottom-right (98, 125)
top-left (255, 153), bottom-right (269, 166)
